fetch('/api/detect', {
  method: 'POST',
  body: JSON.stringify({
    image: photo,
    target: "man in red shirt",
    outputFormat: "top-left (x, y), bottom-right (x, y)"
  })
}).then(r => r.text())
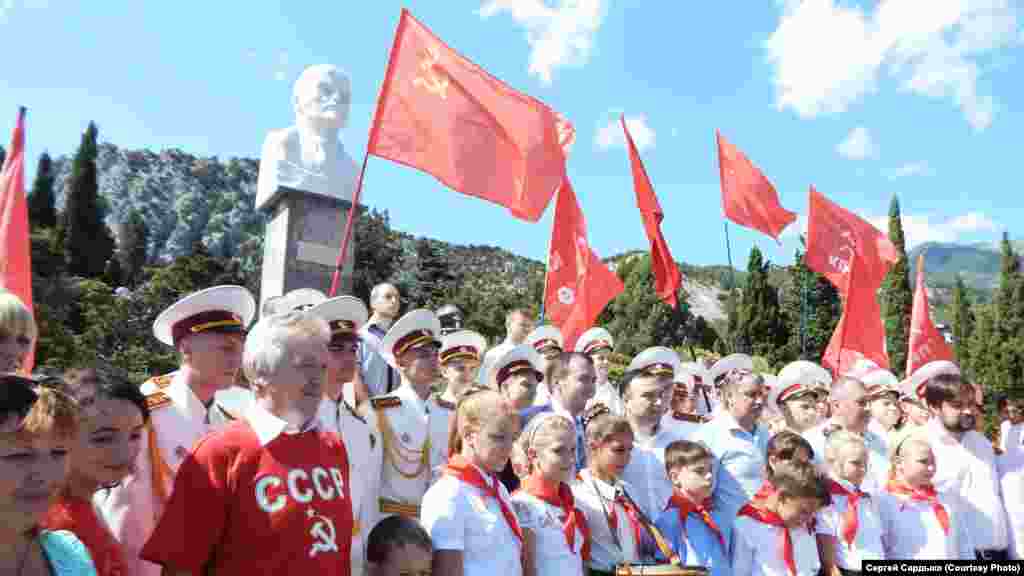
top-left (141, 310), bottom-right (353, 575)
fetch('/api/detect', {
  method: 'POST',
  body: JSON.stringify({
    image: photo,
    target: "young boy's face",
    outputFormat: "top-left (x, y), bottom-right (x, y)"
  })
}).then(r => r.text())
top-left (897, 440), bottom-right (936, 488)
top-left (370, 544), bottom-right (432, 576)
top-left (777, 495), bottom-right (822, 529)
top-left (670, 457), bottom-right (714, 502)
top-left (832, 442), bottom-right (868, 487)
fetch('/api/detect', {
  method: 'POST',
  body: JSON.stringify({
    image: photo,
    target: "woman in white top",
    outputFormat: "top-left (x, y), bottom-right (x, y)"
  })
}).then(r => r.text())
top-left (420, 387), bottom-right (523, 576)
top-left (571, 405), bottom-right (642, 576)
top-left (511, 413), bottom-right (588, 576)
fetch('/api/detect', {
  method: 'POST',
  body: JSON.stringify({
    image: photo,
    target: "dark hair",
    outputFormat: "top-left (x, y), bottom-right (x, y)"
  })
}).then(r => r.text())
top-left (924, 373), bottom-right (967, 409)
top-left (766, 430), bottom-right (815, 476)
top-left (770, 460), bottom-right (830, 505)
top-left (551, 352), bottom-right (593, 390)
top-left (0, 373), bottom-right (40, 424)
top-left (366, 515), bottom-right (433, 564)
top-left (65, 361), bottom-right (149, 422)
top-left (664, 440), bottom-right (712, 474)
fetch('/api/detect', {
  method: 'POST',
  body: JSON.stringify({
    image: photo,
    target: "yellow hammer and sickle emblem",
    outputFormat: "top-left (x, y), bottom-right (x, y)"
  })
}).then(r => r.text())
top-left (412, 46), bottom-right (449, 100)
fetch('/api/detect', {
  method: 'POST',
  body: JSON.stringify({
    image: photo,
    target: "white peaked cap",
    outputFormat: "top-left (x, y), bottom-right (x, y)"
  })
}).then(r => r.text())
top-left (153, 285), bottom-right (256, 347)
top-left (526, 324), bottom-right (564, 353)
top-left (628, 346), bottom-right (681, 378)
top-left (493, 344), bottom-right (544, 385)
top-left (575, 327), bottom-right (614, 355)
top-left (379, 309), bottom-right (442, 370)
top-left (708, 353), bottom-right (754, 382)
top-left (307, 295), bottom-right (369, 340)
top-left (440, 330), bottom-right (488, 364)
top-left (908, 360), bottom-right (960, 401)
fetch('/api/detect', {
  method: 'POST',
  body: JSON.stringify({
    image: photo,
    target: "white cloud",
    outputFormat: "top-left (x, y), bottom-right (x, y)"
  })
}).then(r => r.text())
top-left (765, 0), bottom-right (1021, 130)
top-left (837, 126), bottom-right (876, 160)
top-left (888, 161), bottom-right (933, 179)
top-left (273, 51), bottom-right (289, 82)
top-left (595, 114), bottom-right (656, 151)
top-left (780, 213), bottom-right (807, 239)
top-left (0, 0), bottom-right (45, 23)
top-left (477, 0), bottom-right (606, 84)
top-left (865, 212), bottom-right (1001, 248)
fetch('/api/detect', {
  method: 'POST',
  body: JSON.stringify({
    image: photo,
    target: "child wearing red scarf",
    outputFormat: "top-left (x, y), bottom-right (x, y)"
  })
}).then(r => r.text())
top-left (511, 413), bottom-right (590, 576)
top-left (421, 388), bottom-right (523, 576)
top-left (654, 440), bottom-right (730, 576)
top-left (731, 460), bottom-right (830, 576)
top-left (877, 430), bottom-right (973, 560)
top-left (814, 430), bottom-right (884, 576)
top-left (751, 431), bottom-right (815, 505)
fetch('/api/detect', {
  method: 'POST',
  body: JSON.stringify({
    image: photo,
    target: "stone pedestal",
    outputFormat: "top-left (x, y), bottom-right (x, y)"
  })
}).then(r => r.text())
top-left (259, 186), bottom-right (355, 314)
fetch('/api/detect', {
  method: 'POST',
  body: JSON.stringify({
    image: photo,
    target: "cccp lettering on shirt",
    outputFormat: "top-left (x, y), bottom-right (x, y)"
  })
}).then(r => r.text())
top-left (256, 466), bottom-right (347, 513)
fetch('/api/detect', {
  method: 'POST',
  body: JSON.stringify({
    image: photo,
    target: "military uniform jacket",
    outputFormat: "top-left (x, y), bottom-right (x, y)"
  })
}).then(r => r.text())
top-left (93, 372), bottom-right (247, 576)
top-left (373, 383), bottom-right (450, 510)
top-left (316, 387), bottom-right (383, 576)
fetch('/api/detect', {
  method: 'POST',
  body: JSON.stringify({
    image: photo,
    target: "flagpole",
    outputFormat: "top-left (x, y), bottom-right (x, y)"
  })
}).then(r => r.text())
top-left (723, 221), bottom-right (740, 353)
top-left (538, 191), bottom-right (557, 326)
top-left (328, 150), bottom-right (370, 297)
top-left (800, 262), bottom-right (808, 359)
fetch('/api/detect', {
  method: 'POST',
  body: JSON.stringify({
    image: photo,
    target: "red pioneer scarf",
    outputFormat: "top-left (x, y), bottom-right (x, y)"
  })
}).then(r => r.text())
top-left (520, 473), bottom-right (591, 561)
top-left (444, 455), bottom-right (523, 542)
top-left (737, 503), bottom-right (796, 576)
top-left (884, 479), bottom-right (950, 535)
top-left (665, 491), bottom-right (725, 550)
top-left (827, 479), bottom-right (868, 547)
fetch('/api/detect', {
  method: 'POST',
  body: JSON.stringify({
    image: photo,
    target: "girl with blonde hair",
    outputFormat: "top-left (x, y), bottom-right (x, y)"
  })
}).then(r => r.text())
top-left (0, 291), bottom-right (36, 374)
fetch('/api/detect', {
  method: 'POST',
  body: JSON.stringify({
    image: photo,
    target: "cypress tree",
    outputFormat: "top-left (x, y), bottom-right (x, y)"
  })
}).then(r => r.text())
top-left (782, 244), bottom-right (841, 363)
top-left (882, 195), bottom-right (913, 377)
top-left (28, 152), bottom-right (57, 229)
top-left (63, 122), bottom-right (114, 277)
top-left (737, 246), bottom-right (788, 367)
top-left (605, 254), bottom-right (690, 357)
top-left (116, 209), bottom-right (149, 287)
top-left (951, 275), bottom-right (973, 367)
top-left (968, 304), bottom-right (997, 393)
top-left (994, 232), bottom-right (1023, 394)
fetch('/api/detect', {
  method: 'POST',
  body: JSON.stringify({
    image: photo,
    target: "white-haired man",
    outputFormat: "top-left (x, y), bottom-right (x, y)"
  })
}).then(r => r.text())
top-left (141, 310), bottom-right (354, 574)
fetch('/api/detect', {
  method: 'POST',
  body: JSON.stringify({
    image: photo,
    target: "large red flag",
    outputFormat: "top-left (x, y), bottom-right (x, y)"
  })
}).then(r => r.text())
top-left (0, 107), bottom-right (33, 372)
top-left (622, 115), bottom-right (681, 308)
top-left (368, 9), bottom-right (575, 222)
top-left (544, 179), bottom-right (624, 349)
top-left (716, 131), bottom-right (796, 241)
top-left (907, 253), bottom-right (954, 375)
top-left (805, 186), bottom-right (897, 374)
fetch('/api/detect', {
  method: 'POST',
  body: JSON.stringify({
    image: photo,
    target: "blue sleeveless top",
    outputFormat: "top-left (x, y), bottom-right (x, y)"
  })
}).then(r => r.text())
top-left (38, 530), bottom-right (98, 576)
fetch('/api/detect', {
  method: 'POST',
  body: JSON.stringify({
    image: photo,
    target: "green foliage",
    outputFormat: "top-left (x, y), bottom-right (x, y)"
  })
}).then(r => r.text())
top-left (735, 246), bottom-right (788, 368)
top-left (781, 246), bottom-right (841, 364)
top-left (882, 195), bottom-right (912, 377)
top-left (116, 209), bottom-right (149, 287)
top-left (28, 153), bottom-right (57, 229)
top-left (0, 145), bottom-right (6, 170)
top-left (604, 254), bottom-right (693, 357)
top-left (968, 304), bottom-right (998, 394)
top-left (351, 208), bottom-right (402, 304)
top-left (951, 275), bottom-right (973, 367)
top-left (63, 122), bottom-right (115, 277)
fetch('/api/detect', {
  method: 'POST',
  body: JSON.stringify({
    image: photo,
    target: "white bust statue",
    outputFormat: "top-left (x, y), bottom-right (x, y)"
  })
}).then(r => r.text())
top-left (256, 64), bottom-right (359, 211)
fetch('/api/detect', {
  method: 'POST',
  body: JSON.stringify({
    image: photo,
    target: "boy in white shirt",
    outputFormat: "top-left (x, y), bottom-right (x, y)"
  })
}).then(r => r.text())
top-left (731, 460), bottom-right (830, 576)
top-left (815, 430), bottom-right (885, 575)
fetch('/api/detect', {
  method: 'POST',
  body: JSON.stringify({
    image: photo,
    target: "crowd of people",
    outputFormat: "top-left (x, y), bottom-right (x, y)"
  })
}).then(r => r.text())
top-left (1, 282), bottom-right (1023, 576)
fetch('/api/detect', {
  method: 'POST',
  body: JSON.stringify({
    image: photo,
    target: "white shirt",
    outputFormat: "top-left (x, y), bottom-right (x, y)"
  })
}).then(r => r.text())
top-left (877, 489), bottom-right (974, 559)
top-left (479, 340), bottom-right (516, 386)
top-left (94, 371), bottom-right (241, 576)
top-left (375, 383), bottom-right (449, 508)
top-left (420, 468), bottom-right (522, 576)
top-left (998, 450), bottom-right (1024, 559)
top-left (660, 413), bottom-right (703, 438)
top-left (587, 380), bottom-right (624, 416)
top-left (814, 478), bottom-right (885, 569)
top-left (803, 422), bottom-right (888, 494)
top-left (317, 395), bottom-right (382, 576)
top-left (571, 470), bottom-right (641, 572)
top-left (1001, 421), bottom-right (1024, 456)
top-left (621, 422), bottom-right (694, 519)
top-left (730, 515), bottom-right (821, 576)
top-left (511, 492), bottom-right (586, 576)
top-left (926, 418), bottom-right (1009, 551)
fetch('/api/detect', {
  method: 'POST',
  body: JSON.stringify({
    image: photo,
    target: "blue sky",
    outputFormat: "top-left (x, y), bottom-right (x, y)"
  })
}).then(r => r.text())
top-left (2, 1), bottom-right (1021, 268)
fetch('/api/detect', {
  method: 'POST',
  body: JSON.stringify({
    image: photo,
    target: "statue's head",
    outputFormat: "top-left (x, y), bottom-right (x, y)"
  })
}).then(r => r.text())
top-left (293, 64), bottom-right (351, 131)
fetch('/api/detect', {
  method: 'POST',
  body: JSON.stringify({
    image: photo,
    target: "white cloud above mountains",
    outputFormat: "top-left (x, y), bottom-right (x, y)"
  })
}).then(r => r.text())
top-left (477, 0), bottom-right (605, 85)
top-left (837, 126), bottom-right (876, 160)
top-left (595, 114), bottom-right (656, 152)
top-left (765, 0), bottom-right (1021, 130)
top-left (781, 209), bottom-right (999, 249)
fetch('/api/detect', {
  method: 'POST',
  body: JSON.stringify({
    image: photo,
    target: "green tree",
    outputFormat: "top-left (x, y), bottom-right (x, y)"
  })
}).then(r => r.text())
top-left (782, 243), bottom-right (841, 364)
top-left (992, 233), bottom-right (1024, 395)
top-left (605, 254), bottom-right (691, 357)
top-left (968, 304), bottom-right (998, 393)
top-left (0, 145), bottom-right (6, 170)
top-left (352, 208), bottom-right (402, 304)
top-left (951, 275), bottom-right (973, 367)
top-left (407, 238), bottom-right (457, 309)
top-left (116, 209), bottom-right (149, 287)
top-left (28, 152), bottom-right (57, 229)
top-left (62, 122), bottom-right (115, 277)
top-left (736, 246), bottom-right (788, 367)
top-left (882, 195), bottom-right (913, 377)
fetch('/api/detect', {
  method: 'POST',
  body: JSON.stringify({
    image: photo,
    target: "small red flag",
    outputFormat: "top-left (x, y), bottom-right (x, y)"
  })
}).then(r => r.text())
top-left (544, 179), bottom-right (624, 349)
top-left (906, 254), bottom-right (954, 375)
top-left (622, 115), bottom-right (681, 308)
top-left (0, 108), bottom-right (34, 372)
top-left (805, 187), bottom-right (897, 374)
top-left (716, 131), bottom-right (796, 241)
top-left (368, 9), bottom-right (575, 222)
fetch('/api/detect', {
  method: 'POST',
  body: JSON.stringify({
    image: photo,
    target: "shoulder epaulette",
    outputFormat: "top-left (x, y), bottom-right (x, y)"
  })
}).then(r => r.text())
top-left (341, 398), bottom-right (367, 424)
top-left (146, 374), bottom-right (174, 390)
top-left (370, 395), bottom-right (401, 410)
top-left (672, 411), bottom-right (704, 424)
top-left (145, 391), bottom-right (172, 411)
